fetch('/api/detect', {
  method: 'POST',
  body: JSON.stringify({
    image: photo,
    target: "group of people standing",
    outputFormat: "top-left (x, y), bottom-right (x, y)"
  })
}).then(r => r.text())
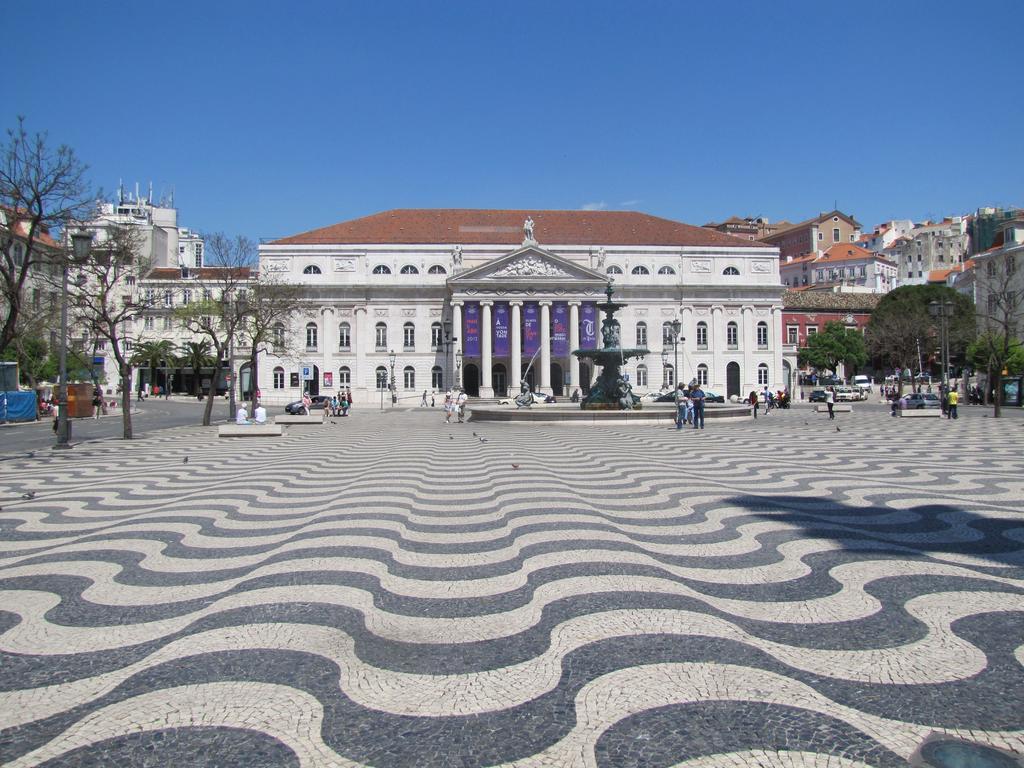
top-left (674, 383), bottom-right (706, 430)
top-left (320, 389), bottom-right (353, 418)
top-left (443, 389), bottom-right (469, 424)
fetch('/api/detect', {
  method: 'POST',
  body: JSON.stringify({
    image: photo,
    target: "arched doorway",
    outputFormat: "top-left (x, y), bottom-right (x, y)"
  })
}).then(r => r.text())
top-left (579, 363), bottom-right (592, 395)
top-left (239, 362), bottom-right (253, 401)
top-left (550, 363), bottom-right (564, 396)
top-left (493, 364), bottom-right (507, 397)
top-left (308, 365), bottom-right (320, 396)
top-left (726, 361), bottom-right (740, 400)
top-left (463, 363), bottom-right (480, 396)
top-left (782, 360), bottom-right (793, 393)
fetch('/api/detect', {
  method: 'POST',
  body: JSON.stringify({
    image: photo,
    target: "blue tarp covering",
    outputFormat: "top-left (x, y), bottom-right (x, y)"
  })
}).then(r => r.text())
top-left (1, 391), bottom-right (37, 423)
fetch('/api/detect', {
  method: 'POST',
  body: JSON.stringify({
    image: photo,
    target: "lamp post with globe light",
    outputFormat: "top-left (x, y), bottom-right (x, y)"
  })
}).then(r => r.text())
top-left (54, 231), bottom-right (94, 449)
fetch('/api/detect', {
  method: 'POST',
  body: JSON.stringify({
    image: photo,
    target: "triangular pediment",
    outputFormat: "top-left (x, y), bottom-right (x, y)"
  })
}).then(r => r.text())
top-left (449, 245), bottom-right (607, 285)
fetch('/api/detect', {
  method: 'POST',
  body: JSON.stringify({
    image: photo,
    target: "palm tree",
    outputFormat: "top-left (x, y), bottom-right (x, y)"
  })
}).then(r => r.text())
top-left (131, 339), bottom-right (178, 395)
top-left (179, 339), bottom-right (215, 396)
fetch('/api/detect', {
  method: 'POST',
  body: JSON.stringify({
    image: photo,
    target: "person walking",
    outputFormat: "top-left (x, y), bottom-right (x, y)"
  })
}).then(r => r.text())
top-left (762, 385), bottom-right (771, 415)
top-left (947, 388), bottom-right (959, 419)
top-left (340, 391), bottom-right (350, 416)
top-left (92, 386), bottom-right (103, 420)
top-left (301, 391), bottom-right (312, 415)
top-left (443, 389), bottom-right (454, 424)
top-left (825, 386), bottom-right (835, 420)
top-left (674, 383), bottom-right (688, 429)
top-left (690, 383), bottom-right (706, 429)
top-left (748, 390), bottom-right (758, 419)
top-left (456, 389), bottom-right (469, 423)
top-left (420, 390), bottom-right (428, 407)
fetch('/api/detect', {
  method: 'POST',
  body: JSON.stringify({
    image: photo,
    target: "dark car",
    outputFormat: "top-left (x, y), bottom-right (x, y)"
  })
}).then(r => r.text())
top-left (808, 389), bottom-right (828, 403)
top-left (284, 395), bottom-right (330, 414)
top-left (650, 389), bottom-right (724, 403)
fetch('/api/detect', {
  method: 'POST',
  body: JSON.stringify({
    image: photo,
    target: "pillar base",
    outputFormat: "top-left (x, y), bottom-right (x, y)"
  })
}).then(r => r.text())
top-left (478, 387), bottom-right (495, 399)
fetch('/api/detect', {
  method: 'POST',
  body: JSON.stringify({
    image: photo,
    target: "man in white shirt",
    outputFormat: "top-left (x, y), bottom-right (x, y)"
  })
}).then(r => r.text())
top-left (456, 389), bottom-right (469, 423)
top-left (236, 406), bottom-right (250, 425)
top-left (253, 404), bottom-right (268, 424)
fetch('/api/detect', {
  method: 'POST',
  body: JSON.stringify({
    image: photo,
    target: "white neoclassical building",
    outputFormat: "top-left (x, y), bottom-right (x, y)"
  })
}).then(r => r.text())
top-left (255, 209), bottom-right (783, 403)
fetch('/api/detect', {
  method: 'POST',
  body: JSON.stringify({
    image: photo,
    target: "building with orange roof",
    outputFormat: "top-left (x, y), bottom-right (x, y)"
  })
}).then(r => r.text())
top-left (257, 208), bottom-right (786, 402)
top-left (779, 243), bottom-right (897, 293)
top-left (761, 210), bottom-right (862, 262)
top-left (885, 216), bottom-right (969, 286)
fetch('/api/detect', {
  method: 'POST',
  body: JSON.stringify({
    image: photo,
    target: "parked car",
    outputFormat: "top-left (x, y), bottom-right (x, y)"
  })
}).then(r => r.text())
top-left (284, 395), bottom-right (330, 414)
top-left (899, 392), bottom-right (941, 410)
top-left (702, 390), bottom-right (725, 403)
top-left (852, 375), bottom-right (873, 394)
top-left (808, 389), bottom-right (828, 403)
top-left (834, 386), bottom-right (861, 402)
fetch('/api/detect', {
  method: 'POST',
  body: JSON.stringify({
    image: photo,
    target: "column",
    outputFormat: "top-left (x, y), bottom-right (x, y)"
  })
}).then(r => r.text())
top-left (321, 306), bottom-right (335, 392)
top-left (480, 301), bottom-right (494, 398)
top-left (539, 301), bottom-right (552, 393)
top-left (568, 301), bottom-right (580, 393)
top-left (772, 306), bottom-right (783, 391)
top-left (452, 301), bottom-right (463, 388)
top-left (510, 301), bottom-right (522, 389)
top-left (742, 305), bottom-right (754, 393)
top-left (680, 305), bottom-right (693, 384)
top-left (711, 305), bottom-right (724, 387)
top-left (354, 306), bottom-right (367, 394)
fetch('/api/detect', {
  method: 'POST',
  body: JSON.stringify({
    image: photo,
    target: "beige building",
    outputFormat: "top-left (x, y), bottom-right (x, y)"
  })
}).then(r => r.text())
top-left (762, 210), bottom-right (862, 262)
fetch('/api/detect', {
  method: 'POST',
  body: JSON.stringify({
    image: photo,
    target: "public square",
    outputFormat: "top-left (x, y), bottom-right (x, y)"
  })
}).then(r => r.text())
top-left (0, 404), bottom-right (1022, 767)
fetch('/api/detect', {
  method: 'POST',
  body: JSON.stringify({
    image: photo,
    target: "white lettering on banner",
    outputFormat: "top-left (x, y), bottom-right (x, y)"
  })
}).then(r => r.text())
top-left (582, 318), bottom-right (595, 337)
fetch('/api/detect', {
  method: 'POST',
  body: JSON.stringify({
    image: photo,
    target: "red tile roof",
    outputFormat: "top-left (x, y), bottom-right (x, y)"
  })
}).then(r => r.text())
top-left (272, 209), bottom-right (766, 248)
top-left (146, 267), bottom-right (253, 281)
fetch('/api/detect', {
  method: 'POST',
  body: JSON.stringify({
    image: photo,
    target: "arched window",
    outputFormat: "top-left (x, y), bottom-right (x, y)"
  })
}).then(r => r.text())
top-left (726, 321), bottom-right (738, 348)
top-left (375, 322), bottom-right (388, 350)
top-left (758, 363), bottom-right (769, 386)
top-left (403, 322), bottom-right (415, 350)
top-left (431, 322), bottom-right (443, 349)
top-left (338, 366), bottom-right (351, 386)
top-left (697, 364), bottom-right (709, 386)
top-left (636, 364), bottom-right (648, 388)
top-left (272, 323), bottom-right (285, 351)
top-left (372, 265), bottom-right (392, 275)
top-left (631, 265), bottom-right (650, 275)
top-left (662, 364), bottom-right (675, 389)
top-left (757, 321), bottom-right (768, 349)
top-left (428, 265), bottom-right (447, 275)
top-left (339, 322), bottom-right (351, 350)
top-left (635, 321), bottom-right (647, 347)
top-left (606, 265), bottom-right (623, 275)
top-left (303, 265), bottom-right (322, 275)
top-left (431, 365), bottom-right (443, 389)
top-left (305, 322), bottom-right (318, 350)
top-left (403, 365), bottom-right (416, 389)
top-left (696, 321), bottom-right (708, 349)
top-left (723, 266), bottom-right (740, 275)
top-left (400, 265), bottom-right (419, 275)
top-left (662, 322), bottom-right (675, 345)
top-left (658, 265), bottom-right (676, 275)
top-left (272, 366), bottom-right (285, 389)
top-left (375, 366), bottom-right (388, 389)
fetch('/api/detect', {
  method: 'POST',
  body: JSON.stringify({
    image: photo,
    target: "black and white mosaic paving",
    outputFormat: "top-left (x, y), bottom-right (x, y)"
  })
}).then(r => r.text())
top-left (1, 407), bottom-right (1022, 767)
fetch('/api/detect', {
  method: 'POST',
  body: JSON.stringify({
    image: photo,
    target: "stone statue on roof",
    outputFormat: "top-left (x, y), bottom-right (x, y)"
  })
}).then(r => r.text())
top-left (596, 247), bottom-right (606, 268)
top-left (452, 244), bottom-right (463, 266)
top-left (523, 216), bottom-right (535, 243)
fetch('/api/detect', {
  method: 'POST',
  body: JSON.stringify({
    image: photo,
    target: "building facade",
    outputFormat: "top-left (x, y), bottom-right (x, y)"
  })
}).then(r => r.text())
top-left (780, 243), bottom-right (897, 292)
top-left (762, 210), bottom-right (862, 262)
top-left (884, 217), bottom-right (969, 285)
top-left (255, 209), bottom-right (785, 403)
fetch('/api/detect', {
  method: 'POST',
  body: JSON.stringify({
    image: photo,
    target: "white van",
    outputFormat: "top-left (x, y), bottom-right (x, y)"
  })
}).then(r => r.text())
top-left (853, 375), bottom-right (873, 394)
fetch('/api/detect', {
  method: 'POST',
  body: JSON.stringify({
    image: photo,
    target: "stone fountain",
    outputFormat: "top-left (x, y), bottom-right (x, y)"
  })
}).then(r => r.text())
top-left (573, 283), bottom-right (650, 409)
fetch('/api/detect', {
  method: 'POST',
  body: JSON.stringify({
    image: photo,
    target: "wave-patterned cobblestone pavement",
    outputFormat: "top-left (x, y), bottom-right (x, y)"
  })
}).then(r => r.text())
top-left (1, 408), bottom-right (1022, 767)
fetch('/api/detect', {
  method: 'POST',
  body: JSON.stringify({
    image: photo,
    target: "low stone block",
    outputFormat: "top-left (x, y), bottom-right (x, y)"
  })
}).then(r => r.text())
top-left (815, 404), bottom-right (853, 413)
top-left (275, 414), bottom-right (324, 424)
top-left (899, 409), bottom-right (941, 417)
top-left (218, 423), bottom-right (284, 437)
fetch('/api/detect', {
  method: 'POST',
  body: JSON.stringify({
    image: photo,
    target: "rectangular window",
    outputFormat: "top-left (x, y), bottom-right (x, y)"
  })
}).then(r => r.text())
top-left (162, 316), bottom-right (172, 330)
top-left (816, 269), bottom-right (824, 281)
top-left (194, 243), bottom-right (203, 268)
top-left (338, 368), bottom-right (351, 386)
top-left (273, 369), bottom-right (284, 389)
top-left (806, 326), bottom-right (818, 337)
top-left (163, 290), bottom-right (173, 307)
top-left (182, 289), bottom-right (191, 305)
top-left (787, 326), bottom-right (798, 344)
top-left (144, 316), bottom-right (154, 330)
top-left (431, 324), bottom-right (443, 349)
top-left (833, 228), bottom-right (840, 242)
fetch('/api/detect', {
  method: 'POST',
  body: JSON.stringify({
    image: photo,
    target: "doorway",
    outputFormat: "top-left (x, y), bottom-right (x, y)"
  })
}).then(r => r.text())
top-left (463, 364), bottom-right (480, 396)
top-left (493, 364), bottom-right (507, 397)
top-left (726, 361), bottom-right (740, 400)
top-left (550, 363), bottom-right (564, 396)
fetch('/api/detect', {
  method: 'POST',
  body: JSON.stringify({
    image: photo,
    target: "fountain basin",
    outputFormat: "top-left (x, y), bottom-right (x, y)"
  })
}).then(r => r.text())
top-left (469, 402), bottom-right (751, 424)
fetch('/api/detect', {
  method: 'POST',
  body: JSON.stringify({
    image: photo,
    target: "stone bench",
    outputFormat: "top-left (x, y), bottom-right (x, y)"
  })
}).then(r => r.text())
top-left (899, 409), bottom-right (941, 417)
top-left (275, 414), bottom-right (324, 424)
top-left (815, 404), bottom-right (853, 413)
top-left (218, 423), bottom-right (284, 437)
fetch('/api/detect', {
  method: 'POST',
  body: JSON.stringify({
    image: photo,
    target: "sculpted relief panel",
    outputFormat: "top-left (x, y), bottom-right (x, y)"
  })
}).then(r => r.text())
top-left (492, 256), bottom-right (570, 278)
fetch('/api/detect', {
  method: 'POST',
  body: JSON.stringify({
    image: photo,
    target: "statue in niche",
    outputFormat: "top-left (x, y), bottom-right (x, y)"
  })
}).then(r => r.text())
top-left (523, 217), bottom-right (535, 242)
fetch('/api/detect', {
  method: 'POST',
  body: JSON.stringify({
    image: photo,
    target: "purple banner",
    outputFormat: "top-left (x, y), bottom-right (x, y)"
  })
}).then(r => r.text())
top-left (580, 303), bottom-right (598, 349)
top-left (493, 303), bottom-right (510, 356)
top-left (523, 303), bottom-right (540, 356)
top-left (463, 302), bottom-right (480, 357)
top-left (551, 302), bottom-right (569, 356)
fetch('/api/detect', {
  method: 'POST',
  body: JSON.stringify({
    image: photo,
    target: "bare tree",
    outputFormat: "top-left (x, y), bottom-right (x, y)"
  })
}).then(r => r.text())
top-left (69, 224), bottom-right (159, 438)
top-left (967, 248), bottom-right (1023, 417)
top-left (239, 270), bottom-right (304, 416)
top-left (0, 117), bottom-right (93, 357)
top-left (174, 233), bottom-right (254, 426)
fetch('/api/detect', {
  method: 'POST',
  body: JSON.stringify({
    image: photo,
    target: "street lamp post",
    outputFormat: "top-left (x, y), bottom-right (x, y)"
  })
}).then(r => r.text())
top-left (928, 299), bottom-right (954, 389)
top-left (388, 349), bottom-right (397, 405)
top-left (54, 231), bottom-right (94, 450)
top-left (670, 319), bottom-right (682, 387)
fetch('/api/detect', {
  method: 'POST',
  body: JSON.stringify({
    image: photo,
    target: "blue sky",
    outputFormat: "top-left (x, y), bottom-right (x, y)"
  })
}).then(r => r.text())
top-left (7, 1), bottom-right (1022, 240)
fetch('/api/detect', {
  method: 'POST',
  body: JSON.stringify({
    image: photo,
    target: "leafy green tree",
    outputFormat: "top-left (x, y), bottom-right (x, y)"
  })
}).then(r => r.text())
top-left (0, 333), bottom-right (56, 387)
top-left (969, 247), bottom-right (1023, 416)
top-left (178, 339), bottom-right (215, 396)
top-left (798, 321), bottom-right (867, 378)
top-left (865, 285), bottom-right (974, 393)
top-left (131, 339), bottom-right (178, 394)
